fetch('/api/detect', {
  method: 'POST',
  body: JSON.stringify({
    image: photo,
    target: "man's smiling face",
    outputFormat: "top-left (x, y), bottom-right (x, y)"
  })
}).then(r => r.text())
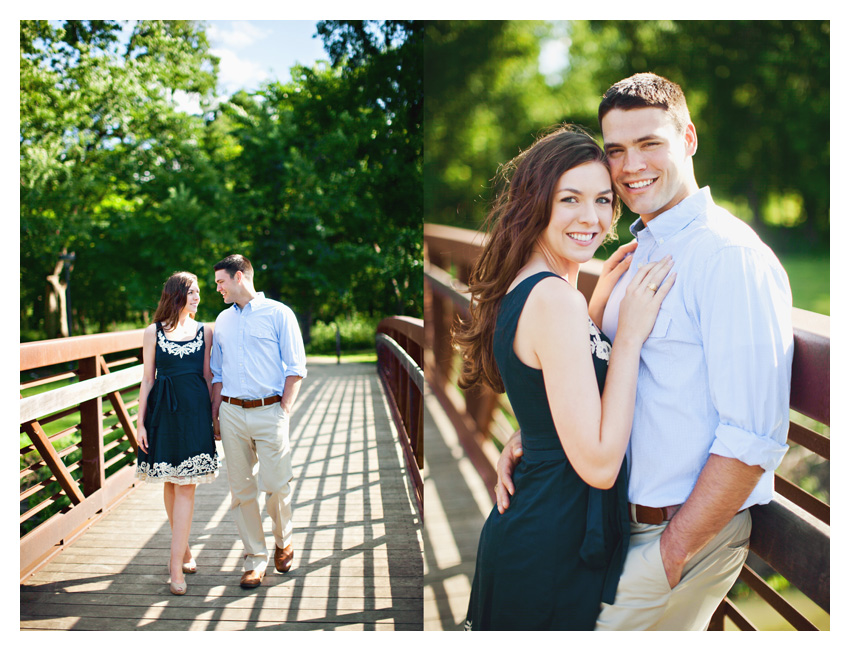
top-left (215, 269), bottom-right (239, 304)
top-left (601, 106), bottom-right (697, 223)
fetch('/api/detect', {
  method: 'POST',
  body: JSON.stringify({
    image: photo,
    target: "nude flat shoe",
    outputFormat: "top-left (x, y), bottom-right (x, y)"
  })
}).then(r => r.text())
top-left (170, 579), bottom-right (187, 595)
top-left (182, 556), bottom-right (197, 574)
top-left (168, 561), bottom-right (188, 595)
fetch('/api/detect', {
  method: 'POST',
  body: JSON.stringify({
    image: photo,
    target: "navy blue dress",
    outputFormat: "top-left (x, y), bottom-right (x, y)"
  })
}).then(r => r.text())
top-left (136, 322), bottom-right (220, 484)
top-left (465, 272), bottom-right (629, 630)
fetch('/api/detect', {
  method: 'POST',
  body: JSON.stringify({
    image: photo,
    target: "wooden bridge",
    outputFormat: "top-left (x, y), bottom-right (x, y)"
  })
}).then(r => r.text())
top-left (20, 319), bottom-right (424, 631)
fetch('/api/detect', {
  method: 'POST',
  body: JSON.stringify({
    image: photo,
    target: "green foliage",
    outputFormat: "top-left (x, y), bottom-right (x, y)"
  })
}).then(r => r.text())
top-left (306, 313), bottom-right (383, 354)
top-left (424, 21), bottom-right (561, 230)
top-left (21, 20), bottom-right (423, 341)
top-left (20, 20), bottom-right (227, 333)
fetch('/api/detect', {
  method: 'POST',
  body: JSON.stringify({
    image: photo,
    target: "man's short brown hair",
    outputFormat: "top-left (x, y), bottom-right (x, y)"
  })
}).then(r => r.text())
top-left (598, 72), bottom-right (691, 133)
top-left (214, 254), bottom-right (254, 279)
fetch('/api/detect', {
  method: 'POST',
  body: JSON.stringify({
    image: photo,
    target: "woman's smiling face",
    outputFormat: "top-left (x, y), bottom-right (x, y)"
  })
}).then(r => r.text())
top-left (537, 161), bottom-right (615, 266)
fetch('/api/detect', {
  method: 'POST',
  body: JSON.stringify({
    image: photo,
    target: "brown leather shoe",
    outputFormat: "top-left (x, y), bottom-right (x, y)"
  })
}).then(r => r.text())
top-left (274, 544), bottom-right (294, 573)
top-left (240, 569), bottom-right (265, 589)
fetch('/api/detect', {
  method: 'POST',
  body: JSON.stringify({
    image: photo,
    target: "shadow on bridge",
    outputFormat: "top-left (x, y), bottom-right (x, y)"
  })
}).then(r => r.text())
top-left (20, 362), bottom-right (423, 631)
top-left (422, 385), bottom-right (490, 631)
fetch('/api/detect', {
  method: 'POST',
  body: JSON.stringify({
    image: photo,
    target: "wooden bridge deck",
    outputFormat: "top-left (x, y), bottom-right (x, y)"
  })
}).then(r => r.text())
top-left (20, 361), bottom-right (423, 631)
top-left (422, 386), bottom-right (491, 631)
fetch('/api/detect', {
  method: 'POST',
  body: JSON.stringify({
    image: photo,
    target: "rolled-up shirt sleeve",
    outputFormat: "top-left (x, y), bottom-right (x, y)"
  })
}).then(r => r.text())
top-left (278, 306), bottom-right (307, 379)
top-left (210, 316), bottom-right (224, 385)
top-left (700, 245), bottom-right (794, 471)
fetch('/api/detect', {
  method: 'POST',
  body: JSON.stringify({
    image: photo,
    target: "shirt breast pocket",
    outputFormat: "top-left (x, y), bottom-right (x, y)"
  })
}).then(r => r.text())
top-left (647, 309), bottom-right (672, 339)
top-left (249, 322), bottom-right (277, 343)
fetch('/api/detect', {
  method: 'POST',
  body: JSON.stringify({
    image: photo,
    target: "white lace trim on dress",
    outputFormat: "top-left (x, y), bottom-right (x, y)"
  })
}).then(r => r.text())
top-left (136, 452), bottom-right (220, 485)
top-left (157, 328), bottom-right (204, 357)
top-left (588, 318), bottom-right (612, 361)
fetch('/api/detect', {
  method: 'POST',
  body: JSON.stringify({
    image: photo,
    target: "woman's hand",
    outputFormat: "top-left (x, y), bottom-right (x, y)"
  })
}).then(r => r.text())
top-left (137, 423), bottom-right (149, 454)
top-left (495, 431), bottom-right (523, 514)
top-left (616, 255), bottom-right (676, 345)
top-left (588, 240), bottom-right (638, 329)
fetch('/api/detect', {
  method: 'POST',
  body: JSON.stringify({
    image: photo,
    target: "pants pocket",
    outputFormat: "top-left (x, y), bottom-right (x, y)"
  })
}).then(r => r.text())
top-left (726, 537), bottom-right (750, 551)
top-left (647, 535), bottom-right (674, 593)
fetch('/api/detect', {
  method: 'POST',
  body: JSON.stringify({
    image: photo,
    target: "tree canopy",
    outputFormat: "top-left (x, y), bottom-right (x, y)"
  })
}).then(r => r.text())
top-left (20, 20), bottom-right (423, 341)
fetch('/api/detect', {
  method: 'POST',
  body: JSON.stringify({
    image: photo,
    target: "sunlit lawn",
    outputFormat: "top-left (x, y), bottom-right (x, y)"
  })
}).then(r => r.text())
top-left (306, 351), bottom-right (377, 364)
top-left (780, 254), bottom-right (829, 315)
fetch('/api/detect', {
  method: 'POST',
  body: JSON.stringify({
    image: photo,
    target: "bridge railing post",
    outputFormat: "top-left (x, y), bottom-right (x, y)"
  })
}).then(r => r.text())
top-left (77, 355), bottom-right (105, 496)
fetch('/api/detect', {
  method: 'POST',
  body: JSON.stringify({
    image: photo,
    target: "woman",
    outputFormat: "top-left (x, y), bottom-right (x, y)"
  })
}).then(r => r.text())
top-left (455, 125), bottom-right (675, 630)
top-left (136, 271), bottom-right (221, 595)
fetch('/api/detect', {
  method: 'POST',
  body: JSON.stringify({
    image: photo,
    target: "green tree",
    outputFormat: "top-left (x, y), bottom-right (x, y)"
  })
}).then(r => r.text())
top-left (316, 20), bottom-right (424, 318)
top-left (218, 20), bottom-right (424, 338)
top-left (424, 20), bottom-right (564, 230)
top-left (20, 20), bottom-right (228, 337)
top-left (21, 19), bottom-right (424, 342)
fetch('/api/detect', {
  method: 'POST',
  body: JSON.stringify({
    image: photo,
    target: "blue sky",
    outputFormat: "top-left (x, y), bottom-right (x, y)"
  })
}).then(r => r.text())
top-left (203, 20), bottom-right (329, 95)
top-left (108, 20), bottom-right (330, 113)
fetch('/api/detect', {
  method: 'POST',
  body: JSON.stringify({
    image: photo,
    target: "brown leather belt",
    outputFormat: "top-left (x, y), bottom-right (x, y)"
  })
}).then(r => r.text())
top-left (629, 503), bottom-right (682, 525)
top-left (222, 395), bottom-right (281, 409)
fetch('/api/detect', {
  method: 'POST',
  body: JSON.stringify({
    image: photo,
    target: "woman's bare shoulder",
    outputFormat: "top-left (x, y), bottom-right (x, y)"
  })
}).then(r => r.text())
top-left (526, 275), bottom-right (587, 314)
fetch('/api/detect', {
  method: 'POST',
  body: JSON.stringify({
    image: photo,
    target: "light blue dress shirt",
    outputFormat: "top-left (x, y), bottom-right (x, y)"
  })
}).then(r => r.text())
top-left (601, 187), bottom-right (793, 510)
top-left (211, 292), bottom-right (307, 399)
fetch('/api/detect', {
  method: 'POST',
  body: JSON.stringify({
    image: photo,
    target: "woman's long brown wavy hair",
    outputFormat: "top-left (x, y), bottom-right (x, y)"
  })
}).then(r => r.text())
top-left (452, 125), bottom-right (620, 394)
top-left (152, 271), bottom-right (198, 332)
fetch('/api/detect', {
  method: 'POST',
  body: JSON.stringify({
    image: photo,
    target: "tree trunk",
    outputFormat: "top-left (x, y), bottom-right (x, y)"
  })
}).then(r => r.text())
top-left (44, 251), bottom-right (71, 339)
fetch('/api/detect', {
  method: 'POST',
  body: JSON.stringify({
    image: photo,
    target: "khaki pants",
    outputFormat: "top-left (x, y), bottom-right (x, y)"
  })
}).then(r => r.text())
top-left (596, 509), bottom-right (751, 630)
top-left (219, 401), bottom-right (293, 573)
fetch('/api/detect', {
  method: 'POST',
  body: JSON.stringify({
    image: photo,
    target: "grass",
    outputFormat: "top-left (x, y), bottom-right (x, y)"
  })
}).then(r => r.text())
top-left (779, 253), bottom-right (829, 315)
top-left (305, 314), bottom-right (383, 355)
top-left (308, 351), bottom-right (377, 364)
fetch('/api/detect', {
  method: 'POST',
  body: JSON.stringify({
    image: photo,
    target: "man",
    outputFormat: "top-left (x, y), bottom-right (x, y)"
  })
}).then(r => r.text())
top-left (210, 254), bottom-right (307, 589)
top-left (495, 73), bottom-right (794, 630)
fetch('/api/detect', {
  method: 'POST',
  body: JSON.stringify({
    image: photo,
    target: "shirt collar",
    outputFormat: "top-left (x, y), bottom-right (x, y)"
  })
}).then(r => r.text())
top-left (629, 186), bottom-right (713, 241)
top-left (231, 291), bottom-right (266, 313)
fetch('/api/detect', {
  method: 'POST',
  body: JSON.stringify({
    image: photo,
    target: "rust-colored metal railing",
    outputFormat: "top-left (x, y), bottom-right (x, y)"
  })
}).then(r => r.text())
top-left (425, 222), bottom-right (830, 631)
top-left (376, 316), bottom-right (424, 517)
top-left (20, 330), bottom-right (146, 581)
